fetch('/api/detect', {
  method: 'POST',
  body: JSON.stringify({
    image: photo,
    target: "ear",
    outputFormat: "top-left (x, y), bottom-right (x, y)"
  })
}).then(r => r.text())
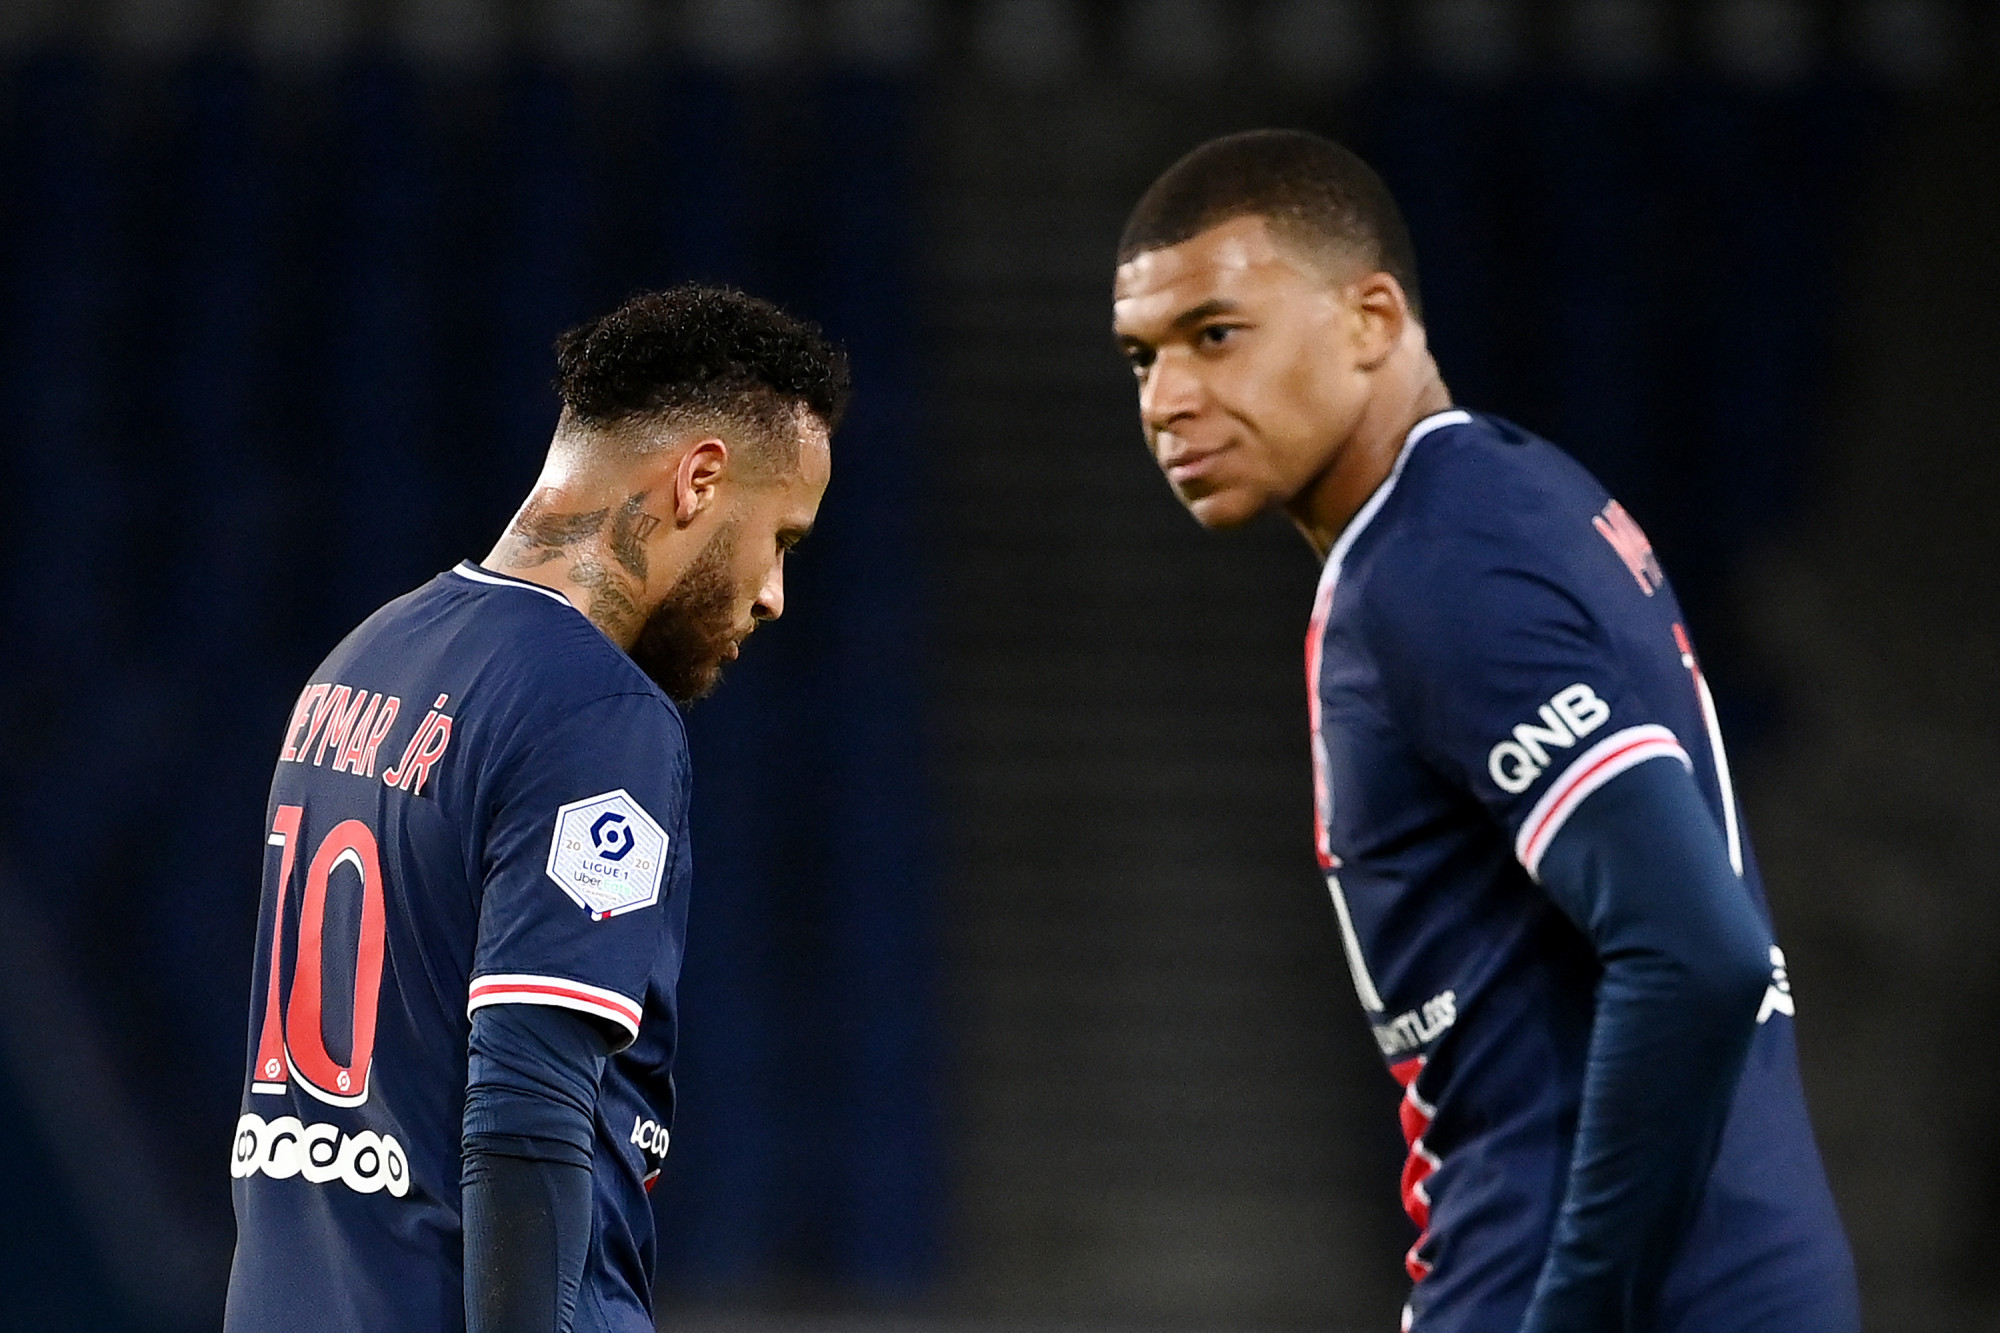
top-left (672, 438), bottom-right (730, 526)
top-left (1348, 272), bottom-right (1412, 373)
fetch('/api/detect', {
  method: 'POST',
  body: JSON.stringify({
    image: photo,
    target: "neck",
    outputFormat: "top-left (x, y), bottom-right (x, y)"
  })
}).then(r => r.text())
top-left (1284, 355), bottom-right (1452, 560)
top-left (483, 485), bottom-right (661, 647)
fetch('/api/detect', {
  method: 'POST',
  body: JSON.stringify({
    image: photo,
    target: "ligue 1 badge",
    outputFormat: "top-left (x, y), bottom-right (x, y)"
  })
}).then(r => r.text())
top-left (545, 790), bottom-right (669, 919)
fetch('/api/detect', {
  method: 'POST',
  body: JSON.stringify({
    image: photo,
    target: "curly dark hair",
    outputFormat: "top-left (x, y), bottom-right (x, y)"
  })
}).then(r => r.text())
top-left (1119, 129), bottom-right (1423, 322)
top-left (553, 285), bottom-right (851, 468)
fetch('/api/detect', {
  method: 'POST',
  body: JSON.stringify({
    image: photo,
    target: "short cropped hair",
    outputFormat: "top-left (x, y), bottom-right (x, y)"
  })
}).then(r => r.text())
top-left (553, 285), bottom-right (851, 470)
top-left (1118, 129), bottom-right (1423, 321)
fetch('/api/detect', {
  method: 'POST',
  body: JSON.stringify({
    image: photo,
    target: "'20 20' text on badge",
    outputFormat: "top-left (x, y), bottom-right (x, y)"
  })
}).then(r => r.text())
top-left (545, 790), bottom-right (668, 920)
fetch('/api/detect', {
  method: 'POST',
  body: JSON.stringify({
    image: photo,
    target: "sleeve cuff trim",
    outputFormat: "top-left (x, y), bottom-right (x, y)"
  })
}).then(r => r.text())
top-left (467, 973), bottom-right (642, 1043)
top-left (1516, 724), bottom-right (1692, 879)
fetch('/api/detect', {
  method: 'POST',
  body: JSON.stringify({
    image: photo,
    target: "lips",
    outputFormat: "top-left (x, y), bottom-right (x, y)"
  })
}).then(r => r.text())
top-left (1164, 446), bottom-right (1226, 488)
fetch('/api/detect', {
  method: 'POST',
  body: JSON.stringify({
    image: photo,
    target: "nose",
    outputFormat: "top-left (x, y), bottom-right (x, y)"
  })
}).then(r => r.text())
top-left (1138, 349), bottom-right (1199, 442)
top-left (753, 557), bottom-right (784, 622)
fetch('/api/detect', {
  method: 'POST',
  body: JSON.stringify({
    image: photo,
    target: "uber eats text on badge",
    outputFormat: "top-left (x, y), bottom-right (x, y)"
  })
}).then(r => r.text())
top-left (545, 789), bottom-right (668, 919)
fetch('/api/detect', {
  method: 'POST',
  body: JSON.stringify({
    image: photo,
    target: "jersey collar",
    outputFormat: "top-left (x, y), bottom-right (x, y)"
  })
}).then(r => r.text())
top-left (1322, 408), bottom-right (1472, 577)
top-left (450, 560), bottom-right (583, 614)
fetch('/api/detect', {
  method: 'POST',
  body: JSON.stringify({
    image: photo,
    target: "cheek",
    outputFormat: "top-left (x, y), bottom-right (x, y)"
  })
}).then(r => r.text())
top-left (1220, 353), bottom-right (1332, 475)
top-left (1280, 352), bottom-right (1363, 448)
top-left (738, 549), bottom-right (778, 600)
top-left (1277, 344), bottom-right (1344, 414)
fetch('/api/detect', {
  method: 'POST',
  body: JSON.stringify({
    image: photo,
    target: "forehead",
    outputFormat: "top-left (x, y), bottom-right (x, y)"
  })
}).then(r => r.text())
top-left (750, 414), bottom-right (829, 521)
top-left (1112, 214), bottom-right (1325, 334)
top-left (792, 415), bottom-right (831, 492)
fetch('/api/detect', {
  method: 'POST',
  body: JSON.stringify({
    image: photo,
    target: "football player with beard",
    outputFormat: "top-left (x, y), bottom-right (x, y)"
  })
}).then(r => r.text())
top-left (225, 286), bottom-right (847, 1333)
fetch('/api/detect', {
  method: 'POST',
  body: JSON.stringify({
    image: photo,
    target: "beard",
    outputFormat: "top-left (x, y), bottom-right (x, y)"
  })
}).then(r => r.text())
top-left (628, 523), bottom-right (742, 706)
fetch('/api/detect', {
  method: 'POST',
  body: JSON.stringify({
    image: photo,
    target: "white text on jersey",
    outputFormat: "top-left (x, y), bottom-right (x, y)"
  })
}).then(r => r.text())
top-left (231, 1112), bottom-right (410, 1197)
top-left (1759, 946), bottom-right (1796, 1024)
top-left (1486, 683), bottom-right (1612, 794)
top-left (1374, 989), bottom-right (1458, 1058)
top-left (630, 1115), bottom-right (670, 1156)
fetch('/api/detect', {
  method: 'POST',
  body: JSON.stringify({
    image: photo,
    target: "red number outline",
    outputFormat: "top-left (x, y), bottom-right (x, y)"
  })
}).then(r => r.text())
top-left (251, 807), bottom-right (388, 1107)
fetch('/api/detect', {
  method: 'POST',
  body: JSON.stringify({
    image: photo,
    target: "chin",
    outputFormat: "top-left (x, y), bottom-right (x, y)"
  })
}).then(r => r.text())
top-left (1183, 489), bottom-right (1267, 530)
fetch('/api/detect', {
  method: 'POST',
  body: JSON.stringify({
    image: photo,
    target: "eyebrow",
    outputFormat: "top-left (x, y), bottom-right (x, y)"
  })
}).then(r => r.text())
top-left (1115, 297), bottom-right (1243, 350)
top-left (1170, 298), bottom-right (1240, 329)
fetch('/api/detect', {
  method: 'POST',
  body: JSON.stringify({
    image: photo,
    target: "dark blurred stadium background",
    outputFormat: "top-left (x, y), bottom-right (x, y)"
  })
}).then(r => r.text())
top-left (0, 0), bottom-right (1995, 1330)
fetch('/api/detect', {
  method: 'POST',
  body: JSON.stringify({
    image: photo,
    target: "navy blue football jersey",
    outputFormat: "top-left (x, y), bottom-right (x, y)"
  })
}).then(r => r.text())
top-left (225, 562), bottom-right (691, 1333)
top-left (1307, 411), bottom-right (1857, 1332)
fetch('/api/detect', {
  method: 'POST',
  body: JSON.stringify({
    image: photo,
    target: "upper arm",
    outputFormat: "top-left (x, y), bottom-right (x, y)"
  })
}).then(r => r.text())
top-left (1365, 535), bottom-right (1770, 979)
top-left (470, 692), bottom-right (689, 1050)
top-left (1533, 754), bottom-right (1769, 986)
top-left (1364, 536), bottom-right (1695, 880)
top-left (464, 1002), bottom-right (615, 1162)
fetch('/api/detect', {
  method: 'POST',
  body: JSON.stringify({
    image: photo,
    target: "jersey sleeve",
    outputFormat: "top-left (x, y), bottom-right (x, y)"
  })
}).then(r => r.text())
top-left (467, 690), bottom-right (688, 1050)
top-left (1361, 532), bottom-right (1693, 876)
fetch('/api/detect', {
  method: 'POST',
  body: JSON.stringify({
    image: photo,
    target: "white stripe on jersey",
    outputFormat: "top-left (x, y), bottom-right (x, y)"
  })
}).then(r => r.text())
top-left (1308, 409), bottom-right (1474, 874)
top-left (1326, 409), bottom-right (1472, 578)
top-left (451, 561), bottom-right (581, 612)
top-left (1326, 873), bottom-right (1387, 1012)
top-left (1308, 409), bottom-right (1476, 988)
top-left (467, 973), bottom-right (643, 1043)
top-left (1515, 724), bottom-right (1692, 879)
top-left (1688, 664), bottom-right (1744, 877)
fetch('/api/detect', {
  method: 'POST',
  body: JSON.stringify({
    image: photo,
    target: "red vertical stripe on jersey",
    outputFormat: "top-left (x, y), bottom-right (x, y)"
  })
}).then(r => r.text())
top-left (1391, 1056), bottom-right (1440, 1280)
top-left (1305, 562), bottom-right (1343, 872)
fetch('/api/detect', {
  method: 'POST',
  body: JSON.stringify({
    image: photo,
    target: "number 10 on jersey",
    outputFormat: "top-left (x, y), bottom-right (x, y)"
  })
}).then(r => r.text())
top-left (250, 805), bottom-right (388, 1108)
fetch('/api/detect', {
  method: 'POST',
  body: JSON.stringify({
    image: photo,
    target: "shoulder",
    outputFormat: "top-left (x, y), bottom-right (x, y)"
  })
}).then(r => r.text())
top-left (381, 565), bottom-right (686, 748)
top-left (503, 637), bottom-right (686, 760)
top-left (1383, 414), bottom-right (1609, 566)
top-left (1350, 416), bottom-right (1614, 617)
top-left (1326, 416), bottom-right (1626, 685)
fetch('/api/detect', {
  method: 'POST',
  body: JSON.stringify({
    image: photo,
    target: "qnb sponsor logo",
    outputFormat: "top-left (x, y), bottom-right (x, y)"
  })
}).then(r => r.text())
top-left (230, 1112), bottom-right (410, 1197)
top-left (1486, 683), bottom-right (1612, 794)
top-left (1373, 989), bottom-right (1458, 1058)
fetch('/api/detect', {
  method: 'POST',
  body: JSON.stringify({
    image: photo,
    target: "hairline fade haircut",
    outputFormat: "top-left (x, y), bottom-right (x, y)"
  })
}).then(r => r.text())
top-left (1117, 129), bottom-right (1424, 323)
top-left (553, 284), bottom-right (852, 476)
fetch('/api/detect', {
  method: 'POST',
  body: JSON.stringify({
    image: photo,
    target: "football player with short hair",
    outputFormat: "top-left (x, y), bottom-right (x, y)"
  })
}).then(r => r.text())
top-left (224, 285), bottom-right (848, 1333)
top-left (1111, 130), bottom-right (1858, 1333)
